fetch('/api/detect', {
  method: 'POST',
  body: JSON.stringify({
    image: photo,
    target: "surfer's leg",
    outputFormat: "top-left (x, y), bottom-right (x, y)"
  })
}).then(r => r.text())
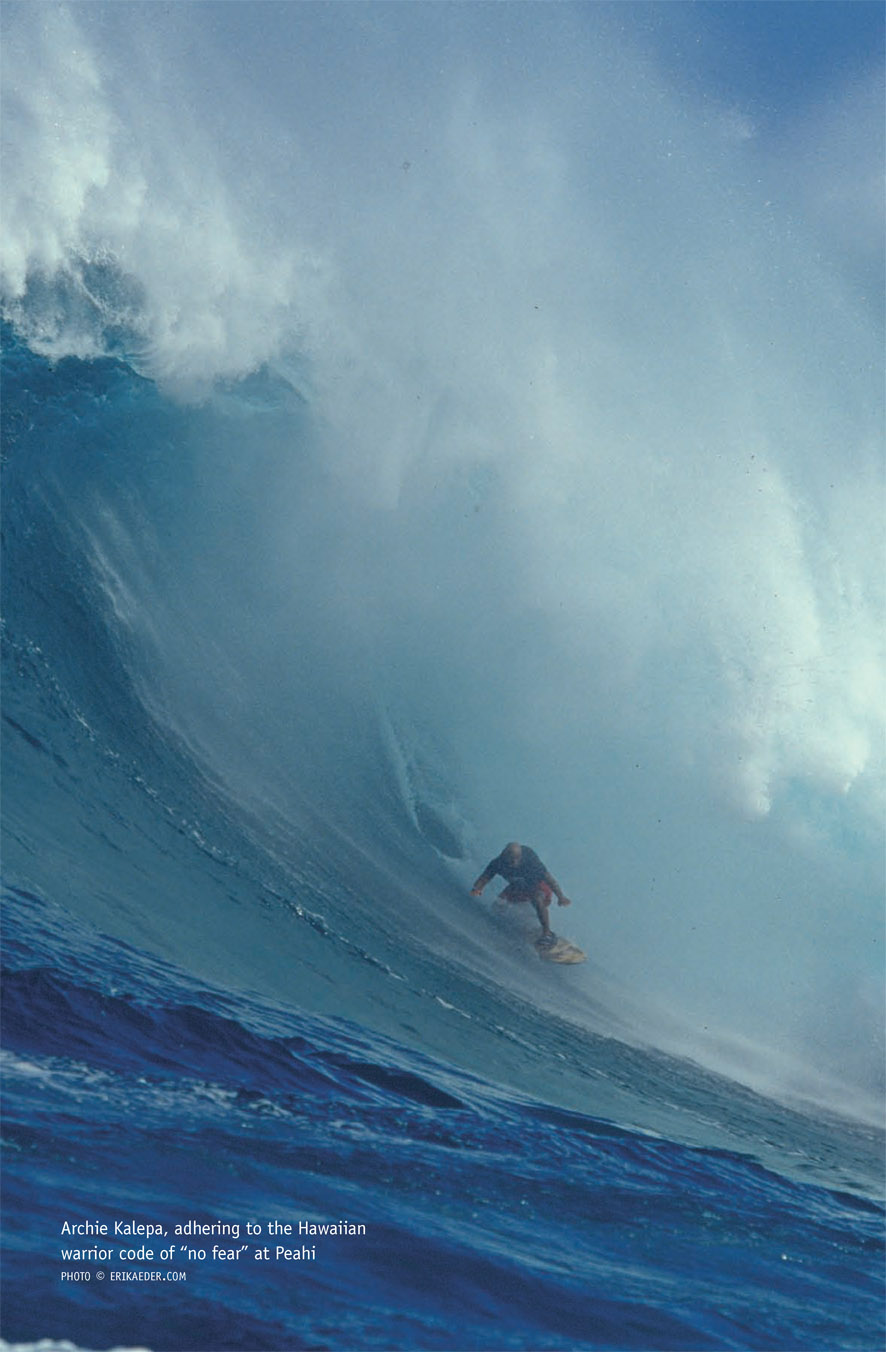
top-left (531, 883), bottom-right (554, 937)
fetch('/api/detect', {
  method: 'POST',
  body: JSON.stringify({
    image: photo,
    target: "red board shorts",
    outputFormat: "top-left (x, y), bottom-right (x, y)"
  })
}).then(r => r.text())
top-left (500, 880), bottom-right (553, 905)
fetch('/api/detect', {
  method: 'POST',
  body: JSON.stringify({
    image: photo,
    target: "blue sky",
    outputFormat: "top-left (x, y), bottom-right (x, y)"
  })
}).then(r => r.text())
top-left (659, 0), bottom-right (884, 113)
top-left (629, 0), bottom-right (883, 304)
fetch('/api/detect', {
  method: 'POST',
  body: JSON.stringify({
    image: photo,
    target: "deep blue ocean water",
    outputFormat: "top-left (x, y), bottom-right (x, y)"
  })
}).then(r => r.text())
top-left (2, 881), bottom-right (883, 1352)
top-left (1, 326), bottom-right (884, 1351)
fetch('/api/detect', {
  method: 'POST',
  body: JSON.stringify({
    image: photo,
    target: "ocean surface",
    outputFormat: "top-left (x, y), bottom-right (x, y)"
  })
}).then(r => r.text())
top-left (2, 5), bottom-right (885, 1349)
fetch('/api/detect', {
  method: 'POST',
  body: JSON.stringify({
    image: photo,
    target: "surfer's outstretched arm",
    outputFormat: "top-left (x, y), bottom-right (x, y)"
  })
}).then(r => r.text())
top-left (470, 867), bottom-right (494, 897)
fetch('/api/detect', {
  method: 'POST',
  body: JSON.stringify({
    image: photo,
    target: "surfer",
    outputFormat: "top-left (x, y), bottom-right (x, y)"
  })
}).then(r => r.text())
top-left (470, 842), bottom-right (572, 946)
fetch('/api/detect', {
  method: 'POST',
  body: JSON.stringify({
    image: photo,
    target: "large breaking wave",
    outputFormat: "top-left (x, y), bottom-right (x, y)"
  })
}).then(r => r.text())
top-left (2, 0), bottom-right (884, 1120)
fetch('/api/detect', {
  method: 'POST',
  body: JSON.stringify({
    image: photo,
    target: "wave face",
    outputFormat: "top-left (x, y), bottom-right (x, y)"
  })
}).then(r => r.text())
top-left (2, 5), bottom-right (884, 1349)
